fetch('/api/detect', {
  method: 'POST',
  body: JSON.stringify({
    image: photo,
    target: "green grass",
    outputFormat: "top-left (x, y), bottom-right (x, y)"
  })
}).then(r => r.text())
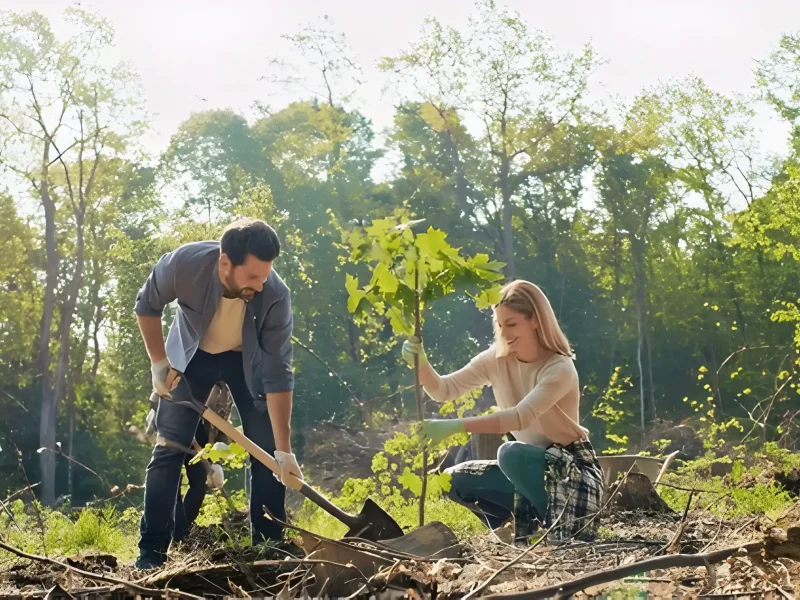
top-left (3, 442), bottom-right (797, 567)
top-left (294, 493), bottom-right (486, 540)
top-left (0, 500), bottom-right (140, 561)
top-left (656, 445), bottom-right (797, 520)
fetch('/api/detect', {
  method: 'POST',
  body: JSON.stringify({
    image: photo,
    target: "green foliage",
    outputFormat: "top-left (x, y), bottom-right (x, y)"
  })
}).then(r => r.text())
top-left (592, 367), bottom-right (636, 454)
top-left (191, 442), bottom-right (249, 470)
top-left (0, 501), bottom-right (139, 561)
top-left (658, 445), bottom-right (800, 520)
top-left (342, 208), bottom-right (504, 336)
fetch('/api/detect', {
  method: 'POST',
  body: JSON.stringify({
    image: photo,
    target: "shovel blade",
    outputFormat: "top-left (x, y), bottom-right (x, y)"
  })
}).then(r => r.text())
top-left (344, 498), bottom-right (404, 541)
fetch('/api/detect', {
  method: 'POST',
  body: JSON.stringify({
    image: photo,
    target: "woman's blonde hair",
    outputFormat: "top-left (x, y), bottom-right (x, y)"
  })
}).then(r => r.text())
top-left (492, 280), bottom-right (573, 358)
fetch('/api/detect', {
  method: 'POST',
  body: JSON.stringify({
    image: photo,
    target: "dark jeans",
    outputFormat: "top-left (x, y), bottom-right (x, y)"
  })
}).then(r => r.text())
top-left (139, 349), bottom-right (285, 557)
top-left (444, 441), bottom-right (548, 530)
top-left (172, 421), bottom-right (209, 542)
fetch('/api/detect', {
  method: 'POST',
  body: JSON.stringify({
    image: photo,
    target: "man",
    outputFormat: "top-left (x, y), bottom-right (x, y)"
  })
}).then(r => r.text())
top-left (133, 217), bottom-right (303, 569)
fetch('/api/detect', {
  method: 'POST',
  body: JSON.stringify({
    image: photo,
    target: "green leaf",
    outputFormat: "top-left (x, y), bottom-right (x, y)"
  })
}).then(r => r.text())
top-left (345, 274), bottom-right (367, 313)
top-left (471, 286), bottom-right (502, 310)
top-left (387, 305), bottom-right (413, 336)
top-left (428, 471), bottom-right (452, 495)
top-left (399, 467), bottom-right (423, 496)
top-left (416, 227), bottom-right (450, 260)
top-left (229, 443), bottom-right (246, 456)
top-left (371, 262), bottom-right (399, 295)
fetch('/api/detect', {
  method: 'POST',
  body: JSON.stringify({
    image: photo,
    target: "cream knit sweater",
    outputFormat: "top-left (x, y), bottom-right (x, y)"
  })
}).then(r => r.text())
top-left (426, 345), bottom-right (589, 447)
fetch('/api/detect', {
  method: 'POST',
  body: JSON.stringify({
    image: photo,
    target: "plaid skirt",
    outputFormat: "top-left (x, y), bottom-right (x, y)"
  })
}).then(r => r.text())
top-left (540, 439), bottom-right (604, 541)
top-left (446, 438), bottom-right (605, 542)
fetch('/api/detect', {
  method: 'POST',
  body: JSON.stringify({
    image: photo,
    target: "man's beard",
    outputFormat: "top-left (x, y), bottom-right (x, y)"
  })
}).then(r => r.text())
top-left (222, 271), bottom-right (255, 301)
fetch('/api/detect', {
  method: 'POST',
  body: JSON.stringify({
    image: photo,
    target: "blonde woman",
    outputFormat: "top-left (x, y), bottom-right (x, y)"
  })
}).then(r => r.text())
top-left (402, 280), bottom-right (604, 541)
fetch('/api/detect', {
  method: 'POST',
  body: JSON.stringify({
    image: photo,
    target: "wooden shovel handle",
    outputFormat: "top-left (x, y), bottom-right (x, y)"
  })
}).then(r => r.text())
top-left (200, 407), bottom-right (304, 492)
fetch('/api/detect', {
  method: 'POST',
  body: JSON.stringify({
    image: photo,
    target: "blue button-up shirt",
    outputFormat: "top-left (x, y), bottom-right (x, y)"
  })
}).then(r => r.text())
top-left (134, 241), bottom-right (294, 398)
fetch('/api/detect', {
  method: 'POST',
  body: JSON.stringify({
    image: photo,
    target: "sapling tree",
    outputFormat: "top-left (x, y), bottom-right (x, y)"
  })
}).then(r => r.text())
top-left (343, 209), bottom-right (504, 524)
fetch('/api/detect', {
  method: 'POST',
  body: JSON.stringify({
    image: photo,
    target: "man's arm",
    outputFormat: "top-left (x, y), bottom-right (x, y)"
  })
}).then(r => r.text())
top-left (260, 291), bottom-right (295, 453)
top-left (137, 315), bottom-right (167, 363)
top-left (267, 390), bottom-right (293, 453)
top-left (134, 250), bottom-right (179, 385)
top-left (134, 249), bottom-right (179, 320)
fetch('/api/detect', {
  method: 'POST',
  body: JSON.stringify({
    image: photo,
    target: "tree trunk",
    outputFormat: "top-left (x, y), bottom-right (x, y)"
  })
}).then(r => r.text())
top-left (53, 215), bottom-right (86, 422)
top-left (37, 151), bottom-right (59, 508)
top-left (67, 385), bottom-right (76, 504)
top-left (49, 212), bottom-right (86, 506)
top-left (414, 268), bottom-right (427, 527)
top-left (500, 158), bottom-right (516, 278)
top-left (631, 237), bottom-right (655, 431)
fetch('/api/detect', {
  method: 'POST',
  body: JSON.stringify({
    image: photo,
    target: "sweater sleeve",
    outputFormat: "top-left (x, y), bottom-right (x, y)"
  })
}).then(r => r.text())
top-left (491, 357), bottom-right (578, 432)
top-left (425, 348), bottom-right (493, 403)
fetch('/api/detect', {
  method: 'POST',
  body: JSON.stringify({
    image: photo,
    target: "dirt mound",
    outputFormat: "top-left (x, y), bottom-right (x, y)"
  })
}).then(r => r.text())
top-left (643, 423), bottom-right (704, 460)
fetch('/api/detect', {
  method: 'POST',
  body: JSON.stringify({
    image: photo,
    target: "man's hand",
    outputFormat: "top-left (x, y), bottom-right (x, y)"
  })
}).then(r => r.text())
top-left (274, 450), bottom-right (304, 485)
top-left (151, 358), bottom-right (181, 399)
top-left (208, 463), bottom-right (225, 489)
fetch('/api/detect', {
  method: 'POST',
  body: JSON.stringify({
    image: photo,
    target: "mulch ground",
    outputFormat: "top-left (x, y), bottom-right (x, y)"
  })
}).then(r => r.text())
top-left (2, 499), bottom-right (798, 599)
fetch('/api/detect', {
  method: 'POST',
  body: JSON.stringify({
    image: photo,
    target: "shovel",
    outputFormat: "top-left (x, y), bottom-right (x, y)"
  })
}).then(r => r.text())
top-left (164, 382), bottom-right (404, 542)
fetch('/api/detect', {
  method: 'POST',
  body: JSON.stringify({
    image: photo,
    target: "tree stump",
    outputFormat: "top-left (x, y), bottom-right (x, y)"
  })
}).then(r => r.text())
top-left (611, 472), bottom-right (675, 513)
top-left (473, 433), bottom-right (505, 459)
top-left (436, 433), bottom-right (506, 472)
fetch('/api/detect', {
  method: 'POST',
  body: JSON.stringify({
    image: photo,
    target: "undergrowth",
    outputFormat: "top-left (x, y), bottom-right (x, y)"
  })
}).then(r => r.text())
top-left (657, 442), bottom-right (800, 519)
top-left (2, 439), bottom-right (799, 565)
top-left (0, 499), bottom-right (140, 561)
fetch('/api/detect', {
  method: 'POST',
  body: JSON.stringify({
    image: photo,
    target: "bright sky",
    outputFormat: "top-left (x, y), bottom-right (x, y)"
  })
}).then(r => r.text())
top-left (5, 0), bottom-right (798, 169)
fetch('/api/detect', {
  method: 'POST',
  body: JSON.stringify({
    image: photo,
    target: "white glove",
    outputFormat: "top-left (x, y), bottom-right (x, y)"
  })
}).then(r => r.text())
top-left (212, 442), bottom-right (229, 452)
top-left (151, 358), bottom-right (181, 399)
top-left (274, 450), bottom-right (304, 485)
top-left (401, 336), bottom-right (427, 367)
top-left (208, 463), bottom-right (225, 489)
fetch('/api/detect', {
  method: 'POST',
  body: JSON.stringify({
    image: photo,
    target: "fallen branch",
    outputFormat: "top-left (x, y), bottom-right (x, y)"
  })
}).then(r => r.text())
top-left (0, 538), bottom-right (204, 600)
top-left (655, 482), bottom-right (726, 494)
top-left (1, 482), bottom-right (40, 505)
top-left (483, 541), bottom-right (764, 599)
top-left (143, 557), bottom-right (376, 585)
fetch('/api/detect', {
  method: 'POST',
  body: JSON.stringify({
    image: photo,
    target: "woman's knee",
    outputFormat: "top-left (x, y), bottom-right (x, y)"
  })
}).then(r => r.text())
top-left (496, 441), bottom-right (523, 471)
top-left (497, 441), bottom-right (545, 478)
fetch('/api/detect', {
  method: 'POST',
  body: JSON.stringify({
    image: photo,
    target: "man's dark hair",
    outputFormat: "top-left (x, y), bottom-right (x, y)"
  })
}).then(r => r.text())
top-left (220, 218), bottom-right (281, 266)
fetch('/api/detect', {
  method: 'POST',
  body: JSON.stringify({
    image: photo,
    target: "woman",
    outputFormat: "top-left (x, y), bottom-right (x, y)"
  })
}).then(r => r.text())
top-left (402, 280), bottom-right (604, 541)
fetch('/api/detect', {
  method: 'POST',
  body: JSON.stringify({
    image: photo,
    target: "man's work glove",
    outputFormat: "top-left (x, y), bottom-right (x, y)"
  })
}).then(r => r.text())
top-left (420, 419), bottom-right (465, 445)
top-left (274, 450), bottom-right (304, 486)
top-left (207, 463), bottom-right (225, 489)
top-left (151, 358), bottom-right (181, 399)
top-left (401, 336), bottom-right (427, 367)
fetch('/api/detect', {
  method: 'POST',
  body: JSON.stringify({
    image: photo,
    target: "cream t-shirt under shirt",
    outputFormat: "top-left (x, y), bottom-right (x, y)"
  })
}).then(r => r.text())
top-left (199, 296), bottom-right (246, 353)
